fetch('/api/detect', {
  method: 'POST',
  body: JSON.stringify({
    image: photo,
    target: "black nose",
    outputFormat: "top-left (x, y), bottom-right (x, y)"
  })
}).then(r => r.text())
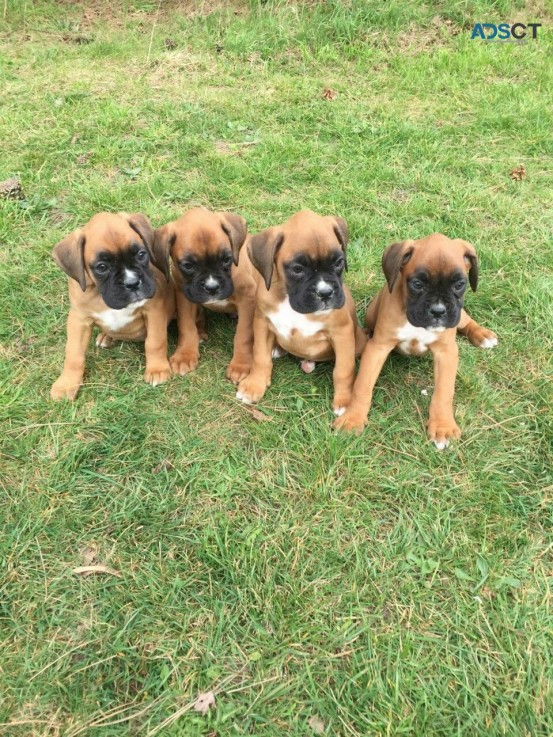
top-left (430, 303), bottom-right (447, 317)
top-left (123, 275), bottom-right (141, 291)
top-left (205, 280), bottom-right (220, 295)
top-left (316, 283), bottom-right (334, 299)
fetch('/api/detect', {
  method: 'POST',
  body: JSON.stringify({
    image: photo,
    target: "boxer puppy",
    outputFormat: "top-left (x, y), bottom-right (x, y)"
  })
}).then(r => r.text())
top-left (51, 212), bottom-right (174, 400)
top-left (154, 208), bottom-right (255, 383)
top-left (334, 233), bottom-right (498, 448)
top-left (235, 210), bottom-right (367, 413)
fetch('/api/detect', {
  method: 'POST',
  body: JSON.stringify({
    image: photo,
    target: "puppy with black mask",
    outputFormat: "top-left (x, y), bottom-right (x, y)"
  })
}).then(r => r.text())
top-left (334, 233), bottom-right (498, 448)
top-left (235, 209), bottom-right (367, 414)
top-left (51, 212), bottom-right (174, 400)
top-left (154, 207), bottom-right (255, 383)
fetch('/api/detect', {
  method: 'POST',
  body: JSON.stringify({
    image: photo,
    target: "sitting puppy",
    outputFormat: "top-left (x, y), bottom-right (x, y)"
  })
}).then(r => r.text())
top-left (235, 210), bottom-right (367, 414)
top-left (51, 212), bottom-right (174, 400)
top-left (334, 234), bottom-right (498, 448)
top-left (154, 208), bottom-right (255, 383)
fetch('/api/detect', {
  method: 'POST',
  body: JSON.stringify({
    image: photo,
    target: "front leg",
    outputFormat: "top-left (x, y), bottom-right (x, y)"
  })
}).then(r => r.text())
top-left (170, 290), bottom-right (201, 375)
top-left (51, 309), bottom-right (93, 400)
top-left (329, 327), bottom-right (357, 416)
top-left (333, 338), bottom-right (395, 434)
top-left (236, 310), bottom-right (275, 404)
top-left (457, 309), bottom-right (498, 349)
top-left (427, 340), bottom-right (460, 450)
top-left (226, 296), bottom-right (255, 384)
top-left (143, 301), bottom-right (172, 387)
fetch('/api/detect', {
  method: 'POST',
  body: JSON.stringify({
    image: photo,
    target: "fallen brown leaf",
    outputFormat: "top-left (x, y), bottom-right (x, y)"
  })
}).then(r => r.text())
top-left (72, 565), bottom-right (122, 578)
top-left (308, 715), bottom-right (325, 734)
top-left (80, 545), bottom-right (98, 566)
top-left (509, 165), bottom-right (526, 181)
top-left (251, 408), bottom-right (272, 422)
top-left (322, 88), bottom-right (337, 100)
top-left (193, 691), bottom-right (215, 715)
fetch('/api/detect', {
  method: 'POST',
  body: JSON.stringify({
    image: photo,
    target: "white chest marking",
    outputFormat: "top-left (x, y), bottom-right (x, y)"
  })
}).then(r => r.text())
top-left (92, 300), bottom-right (146, 332)
top-left (267, 298), bottom-right (324, 341)
top-left (396, 322), bottom-right (444, 355)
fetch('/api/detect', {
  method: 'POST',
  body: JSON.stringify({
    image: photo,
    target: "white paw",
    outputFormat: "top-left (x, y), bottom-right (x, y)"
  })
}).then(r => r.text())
top-left (95, 333), bottom-right (113, 348)
top-left (272, 346), bottom-right (287, 359)
top-left (480, 337), bottom-right (498, 349)
top-left (434, 439), bottom-right (450, 451)
top-left (236, 390), bottom-right (253, 405)
top-left (333, 407), bottom-right (346, 417)
top-left (300, 360), bottom-right (315, 374)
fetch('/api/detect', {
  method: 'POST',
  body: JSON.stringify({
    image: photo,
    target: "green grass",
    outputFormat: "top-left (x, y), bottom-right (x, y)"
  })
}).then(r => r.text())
top-left (1, 1), bottom-right (552, 735)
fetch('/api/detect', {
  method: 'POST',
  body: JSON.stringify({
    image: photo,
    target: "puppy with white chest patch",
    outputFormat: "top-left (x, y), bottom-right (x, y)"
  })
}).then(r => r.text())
top-left (236, 210), bottom-right (367, 413)
top-left (51, 212), bottom-right (174, 400)
top-left (154, 207), bottom-right (255, 383)
top-left (334, 233), bottom-right (498, 448)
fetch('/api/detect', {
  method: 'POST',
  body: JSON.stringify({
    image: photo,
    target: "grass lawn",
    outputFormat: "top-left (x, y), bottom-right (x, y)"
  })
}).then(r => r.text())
top-left (1, 1), bottom-right (552, 735)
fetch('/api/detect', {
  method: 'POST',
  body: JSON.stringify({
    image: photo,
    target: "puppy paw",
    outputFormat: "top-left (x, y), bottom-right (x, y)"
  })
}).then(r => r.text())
top-left (51, 376), bottom-right (82, 401)
top-left (144, 363), bottom-right (172, 387)
top-left (300, 360), bottom-right (316, 374)
top-left (332, 392), bottom-right (351, 417)
top-left (468, 326), bottom-right (498, 349)
top-left (226, 360), bottom-right (251, 385)
top-left (332, 409), bottom-right (367, 435)
top-left (427, 417), bottom-right (461, 450)
top-left (236, 376), bottom-right (268, 405)
top-left (198, 331), bottom-right (208, 343)
top-left (170, 350), bottom-right (199, 376)
top-left (95, 333), bottom-right (114, 349)
top-left (272, 346), bottom-right (287, 359)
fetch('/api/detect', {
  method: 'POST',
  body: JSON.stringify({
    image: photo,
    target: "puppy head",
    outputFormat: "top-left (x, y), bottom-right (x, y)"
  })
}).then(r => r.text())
top-left (155, 208), bottom-right (247, 304)
top-left (382, 234), bottom-right (478, 330)
top-left (52, 212), bottom-right (168, 309)
top-left (248, 210), bottom-right (348, 314)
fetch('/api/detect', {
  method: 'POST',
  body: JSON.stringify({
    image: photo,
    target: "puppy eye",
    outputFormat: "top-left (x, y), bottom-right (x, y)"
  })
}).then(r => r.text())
top-left (95, 263), bottom-right (108, 274)
top-left (291, 264), bottom-right (304, 275)
top-left (410, 279), bottom-right (423, 290)
top-left (136, 250), bottom-right (148, 262)
top-left (455, 280), bottom-right (466, 291)
top-left (180, 261), bottom-right (195, 273)
top-left (223, 254), bottom-right (233, 267)
top-left (334, 257), bottom-right (345, 271)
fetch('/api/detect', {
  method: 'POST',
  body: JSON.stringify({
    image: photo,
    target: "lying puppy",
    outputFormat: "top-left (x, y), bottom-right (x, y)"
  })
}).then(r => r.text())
top-left (154, 207), bottom-right (255, 383)
top-left (51, 212), bottom-right (173, 400)
top-left (334, 234), bottom-right (498, 448)
top-left (236, 210), bottom-right (367, 413)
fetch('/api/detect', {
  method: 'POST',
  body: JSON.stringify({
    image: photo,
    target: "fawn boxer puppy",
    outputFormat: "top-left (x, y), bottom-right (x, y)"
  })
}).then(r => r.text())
top-left (235, 210), bottom-right (367, 413)
top-left (51, 212), bottom-right (174, 400)
top-left (334, 234), bottom-right (498, 448)
top-left (154, 208), bottom-right (255, 383)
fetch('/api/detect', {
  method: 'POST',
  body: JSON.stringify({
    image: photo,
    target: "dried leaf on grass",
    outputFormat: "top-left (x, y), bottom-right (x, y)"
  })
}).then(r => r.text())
top-left (250, 408), bottom-right (272, 422)
top-left (72, 565), bottom-right (122, 578)
top-left (509, 165), bottom-right (526, 181)
top-left (193, 691), bottom-right (215, 715)
top-left (308, 715), bottom-right (326, 734)
top-left (322, 88), bottom-right (337, 100)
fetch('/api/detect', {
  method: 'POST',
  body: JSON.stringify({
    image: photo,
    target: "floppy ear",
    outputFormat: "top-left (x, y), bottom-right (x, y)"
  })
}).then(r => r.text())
top-left (332, 216), bottom-right (349, 271)
top-left (125, 212), bottom-right (170, 280)
top-left (248, 227), bottom-right (285, 291)
top-left (52, 230), bottom-right (88, 291)
top-left (219, 212), bottom-right (247, 266)
top-left (382, 241), bottom-right (415, 293)
top-left (457, 240), bottom-right (478, 292)
top-left (152, 223), bottom-right (176, 281)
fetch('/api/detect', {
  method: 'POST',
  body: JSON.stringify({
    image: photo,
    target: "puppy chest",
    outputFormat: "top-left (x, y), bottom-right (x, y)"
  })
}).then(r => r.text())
top-left (395, 322), bottom-right (443, 356)
top-left (92, 300), bottom-right (146, 334)
top-left (267, 299), bottom-right (325, 341)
